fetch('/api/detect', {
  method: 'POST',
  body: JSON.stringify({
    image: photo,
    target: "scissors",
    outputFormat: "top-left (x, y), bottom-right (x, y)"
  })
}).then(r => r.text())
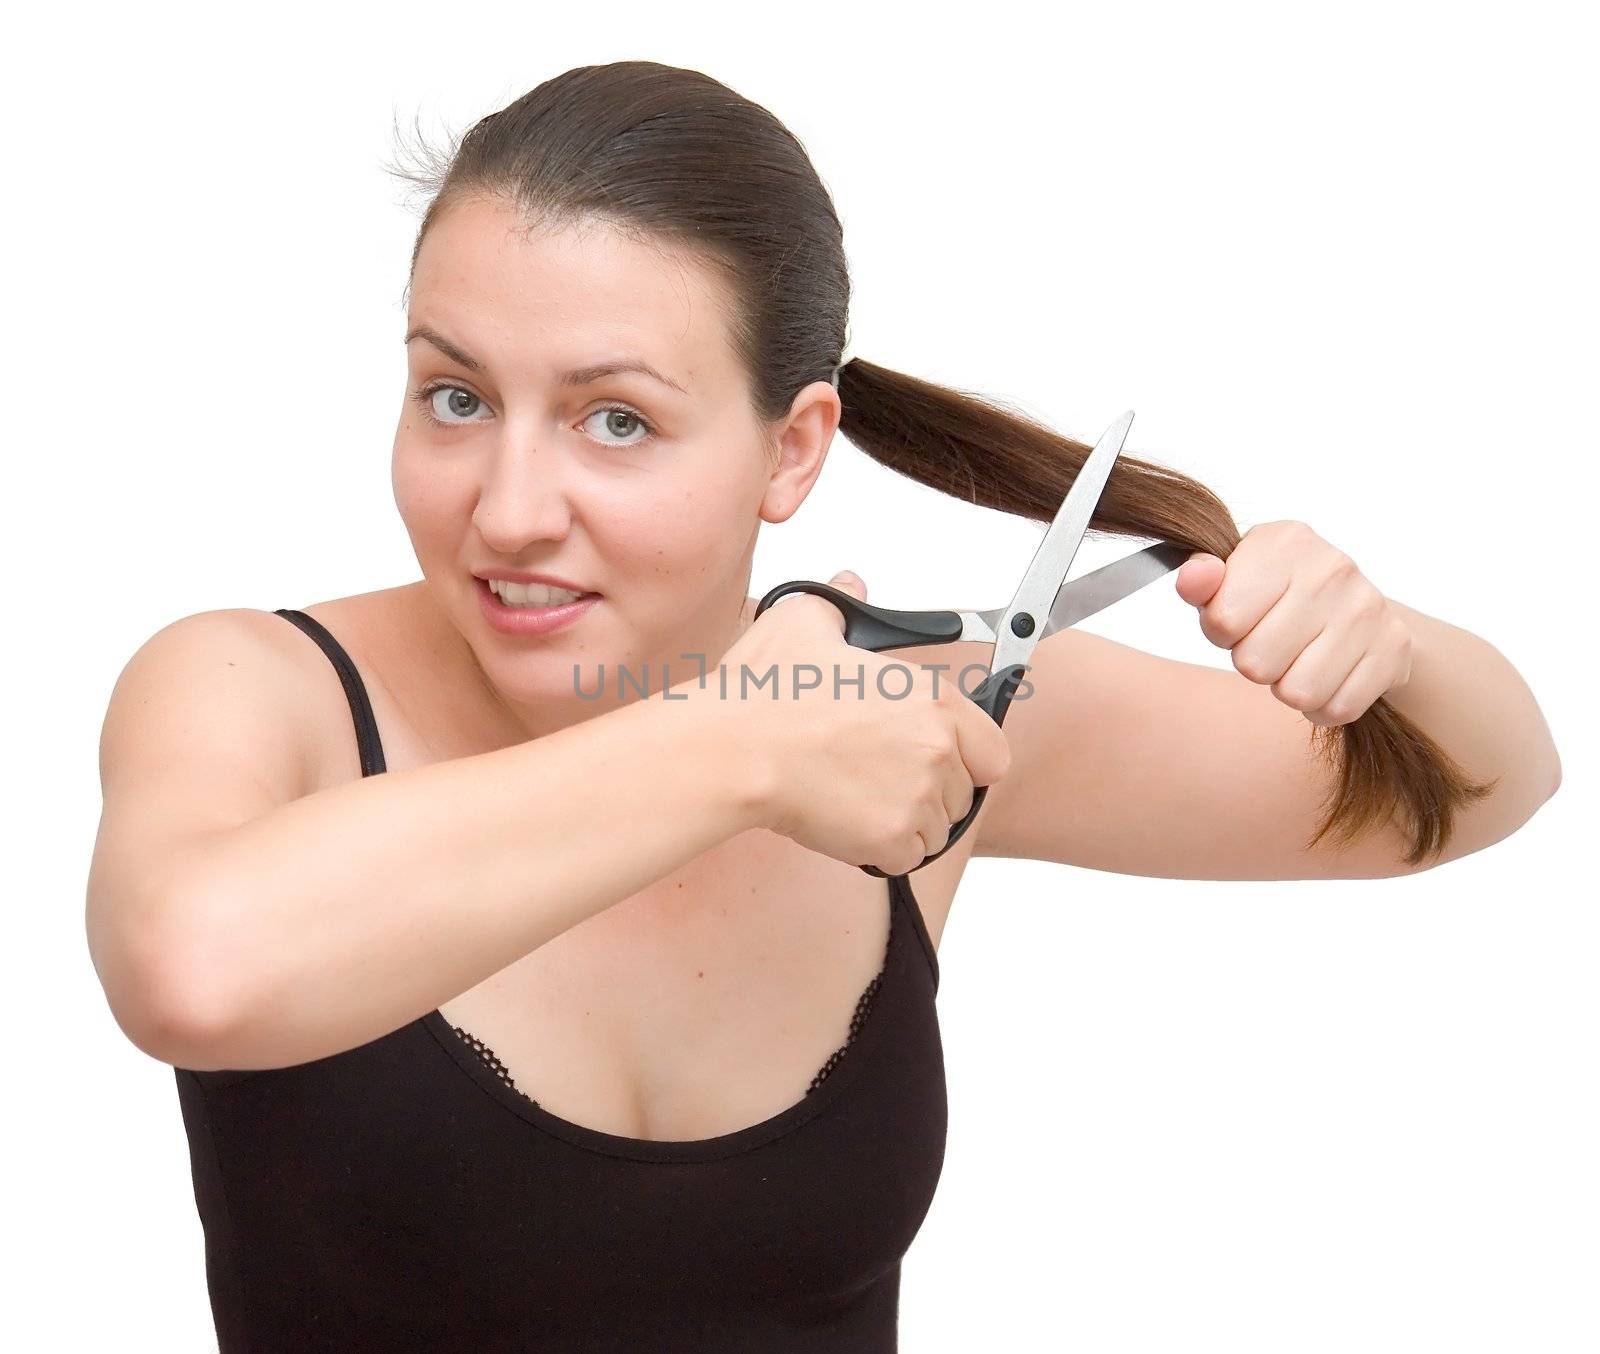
top-left (753, 408), bottom-right (1190, 877)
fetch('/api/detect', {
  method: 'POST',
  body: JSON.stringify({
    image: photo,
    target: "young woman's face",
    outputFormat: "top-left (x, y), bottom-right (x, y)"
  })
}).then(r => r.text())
top-left (392, 194), bottom-right (836, 718)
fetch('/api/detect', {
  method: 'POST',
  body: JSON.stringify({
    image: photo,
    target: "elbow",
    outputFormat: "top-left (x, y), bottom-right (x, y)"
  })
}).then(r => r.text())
top-left (119, 968), bottom-right (241, 1070)
top-left (1525, 747), bottom-right (1562, 815)
top-left (1492, 751), bottom-right (1563, 850)
top-left (1536, 715), bottom-right (1562, 798)
top-left (96, 897), bottom-right (254, 1071)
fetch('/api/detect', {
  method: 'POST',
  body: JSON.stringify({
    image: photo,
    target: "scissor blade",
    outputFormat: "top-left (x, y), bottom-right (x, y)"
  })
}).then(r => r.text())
top-left (958, 540), bottom-right (1188, 644)
top-left (992, 409), bottom-right (1134, 671)
top-left (1040, 540), bottom-right (1191, 635)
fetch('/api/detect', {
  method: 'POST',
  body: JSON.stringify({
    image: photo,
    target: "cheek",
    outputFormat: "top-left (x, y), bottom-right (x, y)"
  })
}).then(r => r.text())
top-left (602, 476), bottom-right (749, 583)
top-left (391, 450), bottom-right (471, 546)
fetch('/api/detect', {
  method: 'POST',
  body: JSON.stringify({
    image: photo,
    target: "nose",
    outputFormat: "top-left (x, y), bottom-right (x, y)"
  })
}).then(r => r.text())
top-left (470, 431), bottom-right (575, 553)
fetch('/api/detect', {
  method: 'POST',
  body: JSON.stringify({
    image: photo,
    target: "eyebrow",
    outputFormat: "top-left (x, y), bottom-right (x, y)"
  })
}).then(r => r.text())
top-left (403, 324), bottom-right (689, 395)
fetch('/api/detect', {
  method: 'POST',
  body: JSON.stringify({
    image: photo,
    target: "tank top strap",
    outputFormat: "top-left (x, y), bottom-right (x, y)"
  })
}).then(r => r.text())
top-left (272, 608), bottom-right (387, 777)
top-left (889, 872), bottom-right (940, 994)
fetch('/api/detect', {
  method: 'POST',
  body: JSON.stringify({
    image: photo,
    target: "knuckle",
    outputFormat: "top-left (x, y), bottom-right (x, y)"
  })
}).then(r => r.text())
top-left (1234, 650), bottom-right (1271, 683)
top-left (1207, 605), bottom-right (1241, 639)
top-left (1260, 518), bottom-right (1304, 546)
top-left (1273, 679), bottom-right (1317, 711)
top-left (1321, 697), bottom-right (1356, 725)
top-left (1353, 586), bottom-right (1384, 620)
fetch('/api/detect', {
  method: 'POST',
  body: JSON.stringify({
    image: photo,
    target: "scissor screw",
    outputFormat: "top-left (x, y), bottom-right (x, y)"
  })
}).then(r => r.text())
top-left (1011, 612), bottom-right (1036, 638)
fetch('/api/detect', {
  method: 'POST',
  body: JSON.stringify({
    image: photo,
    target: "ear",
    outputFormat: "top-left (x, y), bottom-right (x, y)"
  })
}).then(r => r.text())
top-left (759, 380), bottom-right (841, 525)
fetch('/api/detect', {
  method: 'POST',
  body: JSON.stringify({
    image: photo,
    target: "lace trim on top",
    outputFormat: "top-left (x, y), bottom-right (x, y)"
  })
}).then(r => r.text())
top-left (447, 900), bottom-right (895, 1108)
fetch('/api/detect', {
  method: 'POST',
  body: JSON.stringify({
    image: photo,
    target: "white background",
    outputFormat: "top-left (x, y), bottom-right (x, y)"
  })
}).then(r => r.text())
top-left (7, 1), bottom-right (1593, 1349)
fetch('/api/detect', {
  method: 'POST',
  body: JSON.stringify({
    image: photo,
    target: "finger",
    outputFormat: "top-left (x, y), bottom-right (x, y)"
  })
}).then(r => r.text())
top-left (1196, 562), bottom-right (1291, 651)
top-left (1230, 573), bottom-right (1334, 685)
top-left (914, 800), bottom-right (952, 863)
top-left (829, 569), bottom-right (866, 600)
top-left (1305, 650), bottom-right (1393, 727)
top-left (898, 830), bottom-right (933, 877)
top-left (780, 571), bottom-right (864, 635)
top-left (1269, 622), bottom-right (1364, 713)
top-left (1174, 552), bottom-right (1225, 607)
top-left (950, 692), bottom-right (1012, 790)
top-left (940, 751), bottom-right (976, 826)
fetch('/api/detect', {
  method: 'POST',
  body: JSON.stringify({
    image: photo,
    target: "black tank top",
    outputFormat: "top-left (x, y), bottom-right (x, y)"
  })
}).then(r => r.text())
top-left (172, 606), bottom-right (948, 1352)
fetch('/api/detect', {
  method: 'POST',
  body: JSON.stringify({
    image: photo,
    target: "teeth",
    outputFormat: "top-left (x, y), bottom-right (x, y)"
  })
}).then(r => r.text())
top-left (488, 579), bottom-right (588, 607)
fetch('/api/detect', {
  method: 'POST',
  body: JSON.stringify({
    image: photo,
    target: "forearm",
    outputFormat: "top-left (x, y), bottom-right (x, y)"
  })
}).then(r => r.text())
top-left (159, 684), bottom-right (765, 1070)
top-left (1381, 599), bottom-right (1561, 853)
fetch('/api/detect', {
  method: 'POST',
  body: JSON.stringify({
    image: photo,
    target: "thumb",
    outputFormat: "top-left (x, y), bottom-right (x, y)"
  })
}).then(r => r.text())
top-left (829, 568), bottom-right (868, 601)
top-left (1174, 552), bottom-right (1224, 608)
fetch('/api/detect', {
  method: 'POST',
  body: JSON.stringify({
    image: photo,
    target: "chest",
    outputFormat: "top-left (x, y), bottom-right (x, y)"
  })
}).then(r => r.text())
top-left (299, 587), bottom-right (969, 1145)
top-left (183, 878), bottom-right (949, 1340)
top-left (434, 836), bottom-right (908, 1142)
top-left (331, 666), bottom-right (962, 1146)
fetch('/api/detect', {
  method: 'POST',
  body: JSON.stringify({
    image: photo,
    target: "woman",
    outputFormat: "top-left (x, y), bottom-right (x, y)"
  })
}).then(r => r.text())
top-left (86, 61), bottom-right (1560, 1351)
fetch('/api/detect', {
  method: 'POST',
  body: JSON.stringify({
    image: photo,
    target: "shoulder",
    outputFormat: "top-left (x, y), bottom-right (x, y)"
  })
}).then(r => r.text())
top-left (101, 609), bottom-right (321, 786)
top-left (108, 606), bottom-right (329, 717)
top-left (116, 602), bottom-right (384, 708)
top-left (100, 596), bottom-right (399, 804)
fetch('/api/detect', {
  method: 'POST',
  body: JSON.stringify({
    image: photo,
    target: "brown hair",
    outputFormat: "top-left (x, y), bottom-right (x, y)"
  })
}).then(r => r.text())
top-left (384, 60), bottom-right (1495, 869)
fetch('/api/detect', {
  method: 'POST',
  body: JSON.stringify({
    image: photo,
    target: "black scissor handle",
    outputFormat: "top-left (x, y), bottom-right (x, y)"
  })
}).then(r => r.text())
top-left (752, 579), bottom-right (1027, 877)
top-left (754, 579), bottom-right (964, 651)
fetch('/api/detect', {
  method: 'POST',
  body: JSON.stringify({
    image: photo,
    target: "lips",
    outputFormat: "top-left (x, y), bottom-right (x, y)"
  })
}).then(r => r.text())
top-left (474, 577), bottom-right (600, 636)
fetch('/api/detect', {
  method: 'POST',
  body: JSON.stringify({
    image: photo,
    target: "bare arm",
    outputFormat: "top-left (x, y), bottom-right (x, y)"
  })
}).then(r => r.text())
top-left (970, 602), bottom-right (1559, 880)
top-left (87, 611), bottom-right (764, 1072)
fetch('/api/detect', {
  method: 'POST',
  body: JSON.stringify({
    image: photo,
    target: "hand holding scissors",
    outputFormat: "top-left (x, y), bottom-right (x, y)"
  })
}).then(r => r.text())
top-left (754, 409), bottom-right (1188, 876)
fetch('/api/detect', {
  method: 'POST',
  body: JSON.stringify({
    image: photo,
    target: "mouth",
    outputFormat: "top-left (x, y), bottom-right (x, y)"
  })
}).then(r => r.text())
top-left (475, 576), bottom-right (601, 611)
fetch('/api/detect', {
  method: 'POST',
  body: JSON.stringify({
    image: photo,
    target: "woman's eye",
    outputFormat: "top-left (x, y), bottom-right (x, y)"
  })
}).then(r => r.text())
top-left (582, 405), bottom-right (656, 448)
top-left (409, 383), bottom-right (656, 447)
top-left (412, 383), bottom-right (489, 426)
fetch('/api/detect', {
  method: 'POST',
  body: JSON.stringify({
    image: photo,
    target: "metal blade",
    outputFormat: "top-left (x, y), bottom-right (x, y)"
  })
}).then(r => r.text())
top-left (1039, 540), bottom-right (1191, 635)
top-left (957, 609), bottom-right (1005, 643)
top-left (991, 410), bottom-right (1134, 672)
top-left (957, 540), bottom-right (1189, 644)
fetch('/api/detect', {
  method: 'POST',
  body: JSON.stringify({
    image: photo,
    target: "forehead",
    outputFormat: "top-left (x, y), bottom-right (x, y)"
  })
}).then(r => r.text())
top-left (408, 195), bottom-right (736, 385)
